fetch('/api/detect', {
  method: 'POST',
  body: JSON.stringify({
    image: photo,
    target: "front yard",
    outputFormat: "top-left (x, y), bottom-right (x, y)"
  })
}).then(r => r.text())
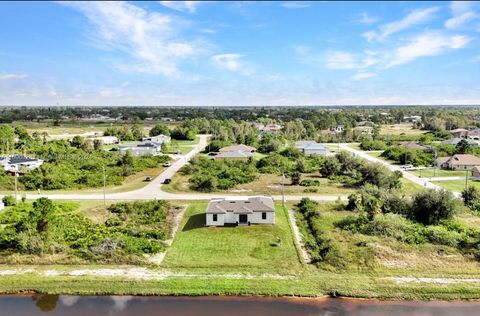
top-left (161, 202), bottom-right (302, 273)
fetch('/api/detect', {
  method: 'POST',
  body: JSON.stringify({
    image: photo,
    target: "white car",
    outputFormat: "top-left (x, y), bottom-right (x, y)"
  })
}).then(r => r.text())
top-left (400, 164), bottom-right (414, 170)
top-left (163, 162), bottom-right (172, 167)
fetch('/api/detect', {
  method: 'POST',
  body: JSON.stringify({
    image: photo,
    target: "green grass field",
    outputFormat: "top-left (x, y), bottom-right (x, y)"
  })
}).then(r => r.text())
top-left (410, 169), bottom-right (468, 178)
top-left (434, 179), bottom-right (480, 192)
top-left (162, 202), bottom-right (303, 273)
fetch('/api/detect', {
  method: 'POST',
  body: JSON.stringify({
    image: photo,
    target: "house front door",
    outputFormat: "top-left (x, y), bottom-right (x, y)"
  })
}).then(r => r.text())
top-left (239, 214), bottom-right (248, 224)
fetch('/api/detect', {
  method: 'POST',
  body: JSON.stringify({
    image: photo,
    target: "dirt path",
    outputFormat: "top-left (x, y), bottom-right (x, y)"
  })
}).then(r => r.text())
top-left (287, 209), bottom-right (311, 264)
top-left (387, 276), bottom-right (480, 284)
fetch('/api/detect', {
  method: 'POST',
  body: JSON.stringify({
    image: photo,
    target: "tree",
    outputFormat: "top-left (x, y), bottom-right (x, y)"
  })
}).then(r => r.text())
top-left (291, 171), bottom-right (301, 185)
top-left (320, 157), bottom-right (340, 177)
top-left (149, 123), bottom-right (170, 136)
top-left (93, 139), bottom-right (103, 151)
top-left (455, 139), bottom-right (471, 154)
top-left (410, 189), bottom-right (457, 225)
top-left (462, 186), bottom-right (480, 211)
top-left (32, 197), bottom-right (55, 234)
top-left (2, 195), bottom-right (16, 206)
top-left (70, 135), bottom-right (85, 148)
top-left (121, 150), bottom-right (134, 167)
top-left (0, 125), bottom-right (15, 154)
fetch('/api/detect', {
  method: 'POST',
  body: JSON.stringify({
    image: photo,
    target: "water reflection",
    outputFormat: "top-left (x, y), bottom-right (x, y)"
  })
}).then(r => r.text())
top-left (0, 295), bottom-right (480, 316)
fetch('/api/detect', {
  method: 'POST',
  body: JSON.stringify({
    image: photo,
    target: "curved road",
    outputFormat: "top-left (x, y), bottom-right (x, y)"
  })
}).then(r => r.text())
top-left (8, 140), bottom-right (456, 202)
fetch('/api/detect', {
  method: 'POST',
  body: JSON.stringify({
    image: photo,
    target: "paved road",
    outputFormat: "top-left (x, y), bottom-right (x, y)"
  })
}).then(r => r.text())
top-left (339, 144), bottom-right (461, 196)
top-left (7, 140), bottom-right (458, 202)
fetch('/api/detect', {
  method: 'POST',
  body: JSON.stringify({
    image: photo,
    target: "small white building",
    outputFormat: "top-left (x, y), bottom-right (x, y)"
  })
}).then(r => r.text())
top-left (142, 134), bottom-right (171, 144)
top-left (206, 196), bottom-right (275, 226)
top-left (119, 141), bottom-right (162, 156)
top-left (0, 156), bottom-right (44, 173)
top-left (92, 136), bottom-right (119, 145)
top-left (295, 141), bottom-right (328, 156)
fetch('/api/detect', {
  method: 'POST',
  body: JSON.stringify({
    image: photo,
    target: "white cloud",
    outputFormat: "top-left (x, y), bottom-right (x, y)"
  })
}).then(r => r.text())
top-left (63, 2), bottom-right (198, 76)
top-left (356, 12), bottom-right (377, 25)
top-left (367, 7), bottom-right (439, 41)
top-left (386, 32), bottom-right (472, 68)
top-left (282, 2), bottom-right (310, 9)
top-left (324, 51), bottom-right (359, 69)
top-left (0, 73), bottom-right (28, 80)
top-left (445, 1), bottom-right (478, 29)
top-left (211, 54), bottom-right (254, 75)
top-left (159, 1), bottom-right (201, 14)
top-left (352, 72), bottom-right (376, 80)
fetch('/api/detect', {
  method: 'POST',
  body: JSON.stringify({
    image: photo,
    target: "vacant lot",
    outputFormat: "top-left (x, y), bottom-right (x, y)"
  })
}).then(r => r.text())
top-left (380, 123), bottom-right (425, 136)
top-left (410, 169), bottom-right (468, 178)
top-left (434, 179), bottom-right (480, 193)
top-left (162, 202), bottom-right (302, 273)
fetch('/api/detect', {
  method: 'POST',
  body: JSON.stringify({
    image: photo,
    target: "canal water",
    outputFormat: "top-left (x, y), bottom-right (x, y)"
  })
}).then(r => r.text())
top-left (0, 295), bottom-right (479, 315)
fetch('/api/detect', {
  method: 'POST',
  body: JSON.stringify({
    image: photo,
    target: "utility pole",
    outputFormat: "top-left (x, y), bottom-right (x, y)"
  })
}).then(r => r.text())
top-left (465, 169), bottom-right (469, 190)
top-left (433, 149), bottom-right (437, 178)
top-left (103, 166), bottom-right (106, 206)
top-left (14, 170), bottom-right (18, 201)
top-left (281, 170), bottom-right (285, 209)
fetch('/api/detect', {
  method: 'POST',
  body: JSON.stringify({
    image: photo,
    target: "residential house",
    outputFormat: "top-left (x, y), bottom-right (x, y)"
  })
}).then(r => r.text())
top-left (90, 136), bottom-right (119, 145)
top-left (142, 134), bottom-right (171, 144)
top-left (353, 126), bottom-right (373, 134)
top-left (256, 123), bottom-right (282, 134)
top-left (206, 196), bottom-right (275, 226)
top-left (403, 115), bottom-right (422, 123)
top-left (295, 141), bottom-right (328, 156)
top-left (0, 155), bottom-right (44, 173)
top-left (219, 144), bottom-right (257, 153)
top-left (331, 125), bottom-right (345, 133)
top-left (436, 154), bottom-right (480, 170)
top-left (449, 128), bottom-right (469, 139)
top-left (119, 141), bottom-right (162, 156)
top-left (398, 141), bottom-right (428, 150)
top-left (215, 150), bottom-right (253, 160)
top-left (442, 138), bottom-right (480, 147)
top-left (472, 166), bottom-right (480, 178)
top-left (467, 129), bottom-right (480, 140)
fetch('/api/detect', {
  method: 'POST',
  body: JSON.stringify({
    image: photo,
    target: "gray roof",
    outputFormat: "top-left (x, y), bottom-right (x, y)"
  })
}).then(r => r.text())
top-left (206, 196), bottom-right (275, 214)
top-left (295, 140), bottom-right (317, 148)
top-left (219, 144), bottom-right (257, 153)
top-left (1, 155), bottom-right (41, 164)
top-left (215, 150), bottom-right (253, 159)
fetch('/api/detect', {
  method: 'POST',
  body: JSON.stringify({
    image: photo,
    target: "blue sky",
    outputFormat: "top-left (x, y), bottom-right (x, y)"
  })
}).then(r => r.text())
top-left (0, 1), bottom-right (479, 106)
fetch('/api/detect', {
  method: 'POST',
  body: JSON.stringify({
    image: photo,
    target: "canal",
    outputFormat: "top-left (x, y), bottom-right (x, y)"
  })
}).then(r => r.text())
top-left (1, 295), bottom-right (479, 315)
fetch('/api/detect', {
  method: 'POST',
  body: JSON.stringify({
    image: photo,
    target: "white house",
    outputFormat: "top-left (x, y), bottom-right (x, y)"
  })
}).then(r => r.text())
top-left (295, 141), bottom-right (328, 156)
top-left (142, 134), bottom-right (171, 144)
top-left (0, 155), bottom-right (44, 173)
top-left (119, 141), bottom-right (162, 156)
top-left (91, 136), bottom-right (119, 145)
top-left (206, 196), bottom-right (275, 226)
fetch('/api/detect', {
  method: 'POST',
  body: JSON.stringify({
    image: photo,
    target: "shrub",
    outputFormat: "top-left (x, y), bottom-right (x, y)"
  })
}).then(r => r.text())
top-left (300, 179), bottom-right (320, 187)
top-left (2, 195), bottom-right (16, 206)
top-left (410, 189), bottom-right (457, 225)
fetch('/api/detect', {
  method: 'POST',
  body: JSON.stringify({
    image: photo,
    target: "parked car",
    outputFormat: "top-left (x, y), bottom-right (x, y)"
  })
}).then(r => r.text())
top-left (400, 164), bottom-right (414, 170)
top-left (163, 162), bottom-right (172, 167)
top-left (145, 176), bottom-right (153, 182)
top-left (163, 178), bottom-right (171, 184)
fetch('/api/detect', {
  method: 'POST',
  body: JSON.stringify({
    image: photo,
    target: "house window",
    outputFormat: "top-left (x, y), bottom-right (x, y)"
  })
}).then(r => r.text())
top-left (262, 212), bottom-right (267, 220)
top-left (213, 214), bottom-right (218, 222)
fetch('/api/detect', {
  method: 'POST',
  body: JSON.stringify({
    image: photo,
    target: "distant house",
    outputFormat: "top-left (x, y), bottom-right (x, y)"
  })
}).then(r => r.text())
top-left (449, 128), bottom-right (469, 139)
top-left (91, 136), bottom-right (119, 145)
top-left (215, 150), bottom-right (253, 160)
top-left (403, 115), bottom-right (422, 123)
top-left (295, 141), bottom-right (328, 156)
top-left (119, 141), bottom-right (162, 156)
top-left (353, 126), bottom-right (373, 134)
top-left (436, 154), bottom-right (480, 170)
top-left (142, 134), bottom-right (171, 144)
top-left (256, 123), bottom-right (282, 134)
top-left (398, 141), bottom-right (428, 150)
top-left (219, 144), bottom-right (257, 153)
top-left (206, 196), bottom-right (275, 226)
top-left (442, 138), bottom-right (480, 147)
top-left (472, 166), bottom-right (480, 178)
top-left (0, 155), bottom-right (44, 173)
top-left (467, 129), bottom-right (480, 140)
top-left (331, 125), bottom-right (345, 133)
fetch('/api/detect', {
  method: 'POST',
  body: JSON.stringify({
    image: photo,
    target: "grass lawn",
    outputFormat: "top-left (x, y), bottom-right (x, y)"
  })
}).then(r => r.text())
top-left (434, 179), bottom-right (480, 192)
top-left (162, 202), bottom-right (303, 273)
top-left (380, 123), bottom-right (425, 136)
top-left (409, 169), bottom-right (468, 178)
